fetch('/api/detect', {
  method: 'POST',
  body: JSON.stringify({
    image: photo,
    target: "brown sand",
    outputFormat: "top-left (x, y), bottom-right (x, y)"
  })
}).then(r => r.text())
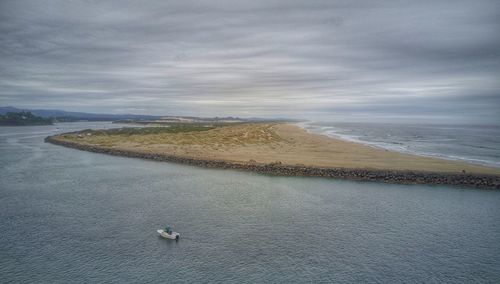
top-left (53, 123), bottom-right (499, 175)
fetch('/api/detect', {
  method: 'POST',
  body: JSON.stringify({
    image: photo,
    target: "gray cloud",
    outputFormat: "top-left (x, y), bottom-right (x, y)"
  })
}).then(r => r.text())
top-left (1, 0), bottom-right (499, 123)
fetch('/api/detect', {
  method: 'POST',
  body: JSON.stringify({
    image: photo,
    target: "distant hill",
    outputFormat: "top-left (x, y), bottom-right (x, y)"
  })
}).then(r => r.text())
top-left (0, 107), bottom-right (161, 122)
top-left (0, 106), bottom-right (300, 124)
top-left (0, 111), bottom-right (53, 126)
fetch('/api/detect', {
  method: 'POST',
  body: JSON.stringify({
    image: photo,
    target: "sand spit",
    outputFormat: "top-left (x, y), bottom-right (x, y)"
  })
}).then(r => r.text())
top-left (45, 123), bottom-right (499, 189)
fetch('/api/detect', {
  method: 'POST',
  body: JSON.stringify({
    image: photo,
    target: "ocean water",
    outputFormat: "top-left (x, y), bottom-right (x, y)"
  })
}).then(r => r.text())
top-left (300, 122), bottom-right (500, 168)
top-left (1, 122), bottom-right (500, 283)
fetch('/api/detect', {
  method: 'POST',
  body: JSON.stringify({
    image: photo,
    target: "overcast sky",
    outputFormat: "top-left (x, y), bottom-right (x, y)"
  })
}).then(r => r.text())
top-left (0, 0), bottom-right (499, 123)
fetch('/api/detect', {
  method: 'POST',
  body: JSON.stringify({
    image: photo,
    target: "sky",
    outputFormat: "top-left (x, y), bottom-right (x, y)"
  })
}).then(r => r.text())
top-left (0, 0), bottom-right (499, 123)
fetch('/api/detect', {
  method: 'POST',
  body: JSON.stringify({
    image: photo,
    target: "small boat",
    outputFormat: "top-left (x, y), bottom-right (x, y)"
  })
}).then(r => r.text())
top-left (157, 226), bottom-right (180, 240)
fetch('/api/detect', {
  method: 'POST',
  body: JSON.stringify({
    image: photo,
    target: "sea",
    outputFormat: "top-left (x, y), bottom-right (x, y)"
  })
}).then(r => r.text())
top-left (299, 121), bottom-right (500, 169)
top-left (1, 122), bottom-right (500, 283)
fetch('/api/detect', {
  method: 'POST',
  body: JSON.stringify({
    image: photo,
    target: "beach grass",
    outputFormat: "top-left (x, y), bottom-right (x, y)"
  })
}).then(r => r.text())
top-left (60, 123), bottom-right (282, 148)
top-left (52, 122), bottom-right (500, 176)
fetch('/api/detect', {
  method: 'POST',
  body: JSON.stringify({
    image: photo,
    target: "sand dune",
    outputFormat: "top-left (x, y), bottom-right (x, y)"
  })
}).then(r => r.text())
top-left (51, 123), bottom-right (499, 175)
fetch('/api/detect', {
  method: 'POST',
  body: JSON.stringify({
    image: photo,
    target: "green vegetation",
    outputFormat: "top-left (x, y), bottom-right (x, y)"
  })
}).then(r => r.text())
top-left (81, 124), bottom-right (216, 136)
top-left (0, 111), bottom-right (53, 126)
top-left (56, 123), bottom-right (282, 148)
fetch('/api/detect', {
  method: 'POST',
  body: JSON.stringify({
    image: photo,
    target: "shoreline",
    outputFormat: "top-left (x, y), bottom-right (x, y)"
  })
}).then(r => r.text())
top-left (297, 122), bottom-right (500, 169)
top-left (45, 134), bottom-right (500, 189)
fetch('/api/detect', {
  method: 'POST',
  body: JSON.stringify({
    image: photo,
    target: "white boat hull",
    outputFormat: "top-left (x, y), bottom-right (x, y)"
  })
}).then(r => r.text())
top-left (157, 229), bottom-right (180, 240)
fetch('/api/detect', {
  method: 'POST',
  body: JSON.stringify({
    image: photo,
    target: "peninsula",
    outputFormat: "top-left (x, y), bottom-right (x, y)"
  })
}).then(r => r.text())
top-left (45, 123), bottom-right (500, 189)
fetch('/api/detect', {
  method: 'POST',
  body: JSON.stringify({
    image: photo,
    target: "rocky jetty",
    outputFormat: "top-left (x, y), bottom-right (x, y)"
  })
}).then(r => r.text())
top-left (45, 135), bottom-right (500, 189)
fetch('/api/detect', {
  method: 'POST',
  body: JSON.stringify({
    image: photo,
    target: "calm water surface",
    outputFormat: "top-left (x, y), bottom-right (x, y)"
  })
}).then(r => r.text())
top-left (1, 122), bottom-right (500, 283)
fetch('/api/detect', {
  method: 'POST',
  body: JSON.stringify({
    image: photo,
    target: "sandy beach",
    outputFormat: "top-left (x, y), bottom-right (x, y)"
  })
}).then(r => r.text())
top-left (52, 123), bottom-right (498, 174)
top-left (45, 123), bottom-right (500, 188)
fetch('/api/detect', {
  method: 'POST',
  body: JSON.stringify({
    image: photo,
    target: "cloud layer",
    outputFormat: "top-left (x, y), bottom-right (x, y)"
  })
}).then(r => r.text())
top-left (1, 0), bottom-right (499, 123)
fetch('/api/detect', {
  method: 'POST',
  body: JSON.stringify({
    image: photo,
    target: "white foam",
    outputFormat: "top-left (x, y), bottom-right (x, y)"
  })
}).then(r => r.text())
top-left (296, 122), bottom-right (500, 168)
